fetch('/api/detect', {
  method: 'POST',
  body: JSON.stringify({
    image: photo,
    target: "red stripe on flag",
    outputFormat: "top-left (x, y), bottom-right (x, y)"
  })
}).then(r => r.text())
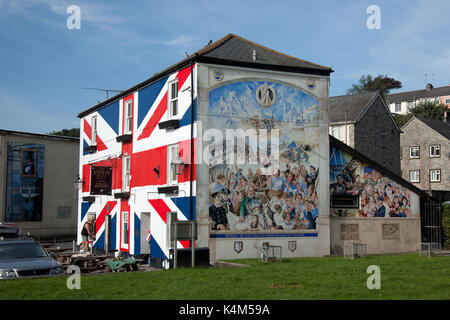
top-left (176, 66), bottom-right (191, 90)
top-left (148, 199), bottom-right (171, 223)
top-left (96, 135), bottom-right (108, 151)
top-left (96, 201), bottom-right (117, 234)
top-left (138, 92), bottom-right (168, 140)
top-left (84, 119), bottom-right (92, 141)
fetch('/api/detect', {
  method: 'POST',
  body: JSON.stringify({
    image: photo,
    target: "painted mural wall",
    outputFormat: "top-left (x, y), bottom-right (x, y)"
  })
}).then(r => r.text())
top-left (330, 145), bottom-right (411, 218)
top-left (208, 80), bottom-right (320, 232)
top-left (5, 142), bottom-right (45, 222)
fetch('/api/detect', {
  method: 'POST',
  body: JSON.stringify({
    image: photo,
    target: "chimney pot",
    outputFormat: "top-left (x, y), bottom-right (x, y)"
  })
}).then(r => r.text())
top-left (426, 83), bottom-right (433, 91)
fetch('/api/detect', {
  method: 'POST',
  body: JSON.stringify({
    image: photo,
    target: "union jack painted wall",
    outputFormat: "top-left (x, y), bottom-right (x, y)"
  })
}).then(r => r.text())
top-left (77, 64), bottom-right (197, 260)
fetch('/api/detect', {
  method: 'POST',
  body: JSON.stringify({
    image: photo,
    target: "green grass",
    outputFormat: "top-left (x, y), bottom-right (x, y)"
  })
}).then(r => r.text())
top-left (1, 254), bottom-right (449, 300)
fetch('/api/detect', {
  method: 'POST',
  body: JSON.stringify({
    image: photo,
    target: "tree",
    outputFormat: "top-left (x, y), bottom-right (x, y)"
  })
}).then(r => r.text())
top-left (48, 128), bottom-right (80, 138)
top-left (392, 113), bottom-right (413, 128)
top-left (346, 74), bottom-right (402, 98)
top-left (408, 101), bottom-right (448, 121)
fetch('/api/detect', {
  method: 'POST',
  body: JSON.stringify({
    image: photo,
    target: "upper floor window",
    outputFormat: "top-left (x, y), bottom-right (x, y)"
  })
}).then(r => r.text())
top-left (331, 125), bottom-right (345, 143)
top-left (122, 155), bottom-right (131, 191)
top-left (91, 115), bottom-right (97, 145)
top-left (445, 98), bottom-right (450, 105)
top-left (124, 99), bottom-right (133, 134)
top-left (409, 146), bottom-right (420, 159)
top-left (430, 145), bottom-right (440, 158)
top-left (395, 103), bottom-right (401, 112)
top-left (407, 101), bottom-right (414, 110)
top-left (430, 169), bottom-right (441, 182)
top-left (168, 79), bottom-right (178, 119)
top-left (168, 144), bottom-right (180, 185)
top-left (409, 170), bottom-right (420, 183)
top-left (121, 211), bottom-right (129, 248)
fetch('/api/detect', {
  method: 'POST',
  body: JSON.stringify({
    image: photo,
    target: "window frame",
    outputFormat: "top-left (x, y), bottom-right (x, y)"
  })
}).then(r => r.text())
top-left (409, 170), bottom-right (420, 183)
top-left (429, 144), bottom-right (441, 158)
top-left (167, 143), bottom-right (180, 185)
top-left (121, 211), bottom-right (129, 249)
top-left (168, 79), bottom-right (179, 120)
top-left (91, 115), bottom-right (97, 146)
top-left (123, 99), bottom-right (133, 134)
top-left (122, 155), bottom-right (131, 191)
top-left (429, 169), bottom-right (441, 183)
top-left (409, 146), bottom-right (420, 159)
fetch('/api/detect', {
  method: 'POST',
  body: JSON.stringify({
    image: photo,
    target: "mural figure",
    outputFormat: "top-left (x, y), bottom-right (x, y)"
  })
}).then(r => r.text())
top-left (330, 145), bottom-right (411, 218)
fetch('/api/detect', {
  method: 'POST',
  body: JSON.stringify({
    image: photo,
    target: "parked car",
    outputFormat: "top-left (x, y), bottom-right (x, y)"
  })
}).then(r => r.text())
top-left (0, 239), bottom-right (63, 279)
top-left (0, 223), bottom-right (21, 239)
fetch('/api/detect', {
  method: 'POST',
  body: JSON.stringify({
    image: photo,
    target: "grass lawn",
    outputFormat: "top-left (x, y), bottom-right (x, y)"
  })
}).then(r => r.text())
top-left (0, 254), bottom-right (449, 300)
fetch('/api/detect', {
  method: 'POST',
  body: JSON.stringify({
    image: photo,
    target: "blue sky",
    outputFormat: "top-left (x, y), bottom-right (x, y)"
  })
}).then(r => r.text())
top-left (0, 0), bottom-right (449, 134)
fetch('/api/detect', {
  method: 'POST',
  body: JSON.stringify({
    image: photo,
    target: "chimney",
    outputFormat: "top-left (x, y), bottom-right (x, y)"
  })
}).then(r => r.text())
top-left (426, 83), bottom-right (433, 91)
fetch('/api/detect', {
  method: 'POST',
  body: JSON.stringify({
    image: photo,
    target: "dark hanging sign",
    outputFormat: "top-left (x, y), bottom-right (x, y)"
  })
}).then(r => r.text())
top-left (90, 166), bottom-right (112, 195)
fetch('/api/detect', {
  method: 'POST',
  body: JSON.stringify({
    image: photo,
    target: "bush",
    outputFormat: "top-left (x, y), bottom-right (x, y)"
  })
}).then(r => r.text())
top-left (442, 205), bottom-right (450, 249)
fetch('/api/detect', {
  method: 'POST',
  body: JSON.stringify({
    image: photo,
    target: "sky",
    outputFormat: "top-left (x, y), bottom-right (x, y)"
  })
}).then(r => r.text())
top-left (0, 0), bottom-right (449, 134)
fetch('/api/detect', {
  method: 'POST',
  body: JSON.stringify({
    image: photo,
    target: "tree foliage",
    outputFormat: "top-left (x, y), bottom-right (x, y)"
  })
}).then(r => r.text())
top-left (347, 74), bottom-right (402, 98)
top-left (392, 113), bottom-right (413, 128)
top-left (443, 205), bottom-right (450, 250)
top-left (48, 128), bottom-right (80, 138)
top-left (408, 101), bottom-right (448, 121)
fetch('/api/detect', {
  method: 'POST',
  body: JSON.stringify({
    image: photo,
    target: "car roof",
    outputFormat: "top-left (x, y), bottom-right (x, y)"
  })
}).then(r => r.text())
top-left (0, 238), bottom-right (37, 244)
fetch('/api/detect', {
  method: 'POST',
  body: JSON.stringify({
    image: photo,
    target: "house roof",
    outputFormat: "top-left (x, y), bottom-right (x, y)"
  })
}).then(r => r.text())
top-left (386, 85), bottom-right (450, 104)
top-left (0, 129), bottom-right (79, 142)
top-left (78, 33), bottom-right (333, 118)
top-left (328, 91), bottom-right (379, 123)
top-left (329, 135), bottom-right (432, 200)
top-left (403, 117), bottom-right (450, 140)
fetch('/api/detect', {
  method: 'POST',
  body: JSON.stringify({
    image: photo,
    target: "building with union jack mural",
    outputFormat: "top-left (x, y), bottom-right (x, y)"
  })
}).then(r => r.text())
top-left (77, 34), bottom-right (439, 266)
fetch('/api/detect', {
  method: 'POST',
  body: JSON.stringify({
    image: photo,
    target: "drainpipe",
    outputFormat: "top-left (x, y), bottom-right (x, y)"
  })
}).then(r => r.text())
top-left (189, 58), bottom-right (195, 222)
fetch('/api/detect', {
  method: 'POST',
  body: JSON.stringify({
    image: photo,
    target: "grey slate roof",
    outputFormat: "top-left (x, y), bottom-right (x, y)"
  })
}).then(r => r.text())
top-left (418, 118), bottom-right (450, 140)
top-left (79, 33), bottom-right (332, 118)
top-left (199, 33), bottom-right (332, 72)
top-left (328, 91), bottom-right (378, 123)
top-left (386, 85), bottom-right (450, 104)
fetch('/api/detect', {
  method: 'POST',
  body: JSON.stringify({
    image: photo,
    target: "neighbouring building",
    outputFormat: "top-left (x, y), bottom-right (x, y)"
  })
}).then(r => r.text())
top-left (77, 34), bottom-right (438, 266)
top-left (329, 92), bottom-right (401, 175)
top-left (387, 83), bottom-right (450, 115)
top-left (400, 117), bottom-right (450, 203)
top-left (0, 129), bottom-right (79, 239)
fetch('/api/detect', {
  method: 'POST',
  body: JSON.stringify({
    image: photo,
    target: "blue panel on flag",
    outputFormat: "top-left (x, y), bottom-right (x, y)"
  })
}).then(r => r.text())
top-left (110, 214), bottom-right (117, 251)
top-left (81, 202), bottom-right (91, 222)
top-left (134, 212), bottom-right (140, 255)
top-left (94, 231), bottom-right (104, 249)
top-left (138, 76), bottom-right (169, 128)
top-left (150, 234), bottom-right (167, 259)
top-left (83, 139), bottom-right (90, 156)
top-left (171, 196), bottom-right (196, 220)
top-left (98, 100), bottom-right (119, 135)
top-left (179, 98), bottom-right (197, 128)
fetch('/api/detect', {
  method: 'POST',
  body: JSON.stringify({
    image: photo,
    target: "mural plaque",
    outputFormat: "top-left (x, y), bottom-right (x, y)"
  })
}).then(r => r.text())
top-left (340, 224), bottom-right (359, 240)
top-left (382, 224), bottom-right (400, 239)
top-left (90, 166), bottom-right (112, 195)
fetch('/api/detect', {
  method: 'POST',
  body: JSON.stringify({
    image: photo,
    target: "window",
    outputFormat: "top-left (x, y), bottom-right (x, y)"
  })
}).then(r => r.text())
top-left (430, 169), bottom-right (441, 182)
top-left (395, 103), bottom-right (401, 112)
top-left (331, 125), bottom-right (345, 143)
top-left (331, 194), bottom-right (359, 209)
top-left (430, 145), bottom-right (440, 158)
top-left (168, 144), bottom-right (180, 185)
top-left (409, 170), bottom-right (420, 183)
top-left (122, 155), bottom-right (130, 191)
top-left (168, 80), bottom-right (178, 119)
top-left (91, 116), bottom-right (97, 145)
top-left (407, 101), bottom-right (414, 111)
top-left (445, 98), bottom-right (450, 105)
top-left (124, 99), bottom-right (133, 134)
top-left (409, 146), bottom-right (420, 159)
top-left (121, 212), bottom-right (129, 248)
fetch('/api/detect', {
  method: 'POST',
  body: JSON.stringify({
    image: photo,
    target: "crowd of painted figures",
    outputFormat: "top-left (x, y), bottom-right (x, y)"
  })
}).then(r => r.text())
top-left (209, 164), bottom-right (319, 231)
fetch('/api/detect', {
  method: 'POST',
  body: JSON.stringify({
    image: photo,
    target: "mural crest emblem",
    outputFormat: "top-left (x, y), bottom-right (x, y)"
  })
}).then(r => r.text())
top-left (234, 241), bottom-right (243, 254)
top-left (288, 240), bottom-right (297, 253)
top-left (214, 70), bottom-right (224, 82)
top-left (256, 82), bottom-right (276, 107)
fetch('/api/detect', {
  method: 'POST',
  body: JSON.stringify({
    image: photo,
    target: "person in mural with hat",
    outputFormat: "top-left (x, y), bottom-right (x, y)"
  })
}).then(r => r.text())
top-left (209, 192), bottom-right (229, 230)
top-left (373, 196), bottom-right (386, 217)
top-left (239, 187), bottom-right (259, 223)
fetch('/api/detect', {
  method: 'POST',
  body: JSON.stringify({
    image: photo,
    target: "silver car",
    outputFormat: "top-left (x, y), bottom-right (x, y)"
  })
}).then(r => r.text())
top-left (0, 239), bottom-right (63, 279)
